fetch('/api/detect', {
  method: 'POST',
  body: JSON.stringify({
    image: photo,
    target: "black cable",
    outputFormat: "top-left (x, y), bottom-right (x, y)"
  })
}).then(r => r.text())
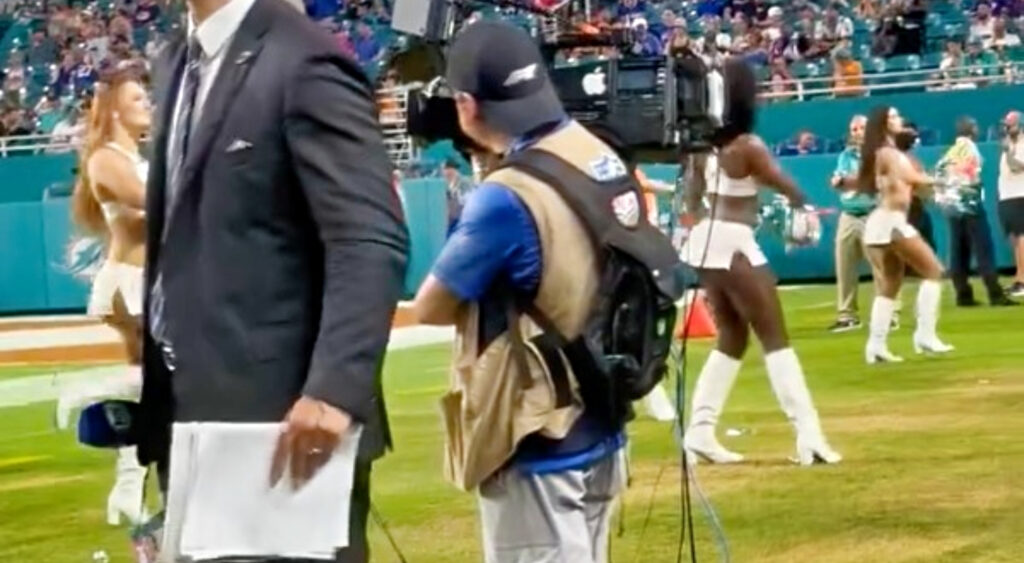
top-left (371, 502), bottom-right (410, 563)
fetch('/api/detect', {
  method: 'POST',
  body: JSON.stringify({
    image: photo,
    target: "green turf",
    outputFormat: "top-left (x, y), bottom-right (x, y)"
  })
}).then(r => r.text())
top-left (1, 283), bottom-right (1023, 562)
top-left (0, 364), bottom-right (94, 382)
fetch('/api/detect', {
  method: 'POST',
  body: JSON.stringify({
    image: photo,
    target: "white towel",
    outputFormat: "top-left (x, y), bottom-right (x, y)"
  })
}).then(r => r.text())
top-left (161, 422), bottom-right (363, 562)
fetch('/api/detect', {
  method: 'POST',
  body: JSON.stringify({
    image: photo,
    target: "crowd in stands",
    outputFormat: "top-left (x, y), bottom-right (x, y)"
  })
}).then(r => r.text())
top-left (543, 0), bottom-right (1024, 99)
top-left (3, 0), bottom-right (1024, 166)
top-left (0, 0), bottom-right (394, 147)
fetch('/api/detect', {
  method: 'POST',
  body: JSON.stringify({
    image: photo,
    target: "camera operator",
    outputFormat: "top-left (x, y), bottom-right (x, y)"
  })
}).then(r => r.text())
top-left (412, 21), bottom-right (636, 562)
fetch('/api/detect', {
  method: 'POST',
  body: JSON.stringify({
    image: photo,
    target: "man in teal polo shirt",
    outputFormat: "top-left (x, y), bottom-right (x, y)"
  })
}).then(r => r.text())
top-left (829, 115), bottom-right (882, 332)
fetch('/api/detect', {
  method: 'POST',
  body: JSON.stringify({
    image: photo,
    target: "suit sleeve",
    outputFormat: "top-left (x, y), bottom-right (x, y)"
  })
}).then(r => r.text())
top-left (283, 52), bottom-right (409, 422)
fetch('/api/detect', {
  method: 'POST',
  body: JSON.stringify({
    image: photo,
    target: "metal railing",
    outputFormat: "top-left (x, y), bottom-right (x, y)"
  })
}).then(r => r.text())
top-left (0, 133), bottom-right (77, 157)
top-left (759, 61), bottom-right (1024, 101)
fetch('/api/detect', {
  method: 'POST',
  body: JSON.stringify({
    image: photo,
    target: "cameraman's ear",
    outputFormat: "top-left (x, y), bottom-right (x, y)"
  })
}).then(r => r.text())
top-left (453, 92), bottom-right (479, 120)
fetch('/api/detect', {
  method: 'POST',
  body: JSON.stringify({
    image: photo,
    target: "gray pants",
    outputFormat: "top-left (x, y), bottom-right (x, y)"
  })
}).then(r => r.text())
top-left (477, 451), bottom-right (626, 563)
top-left (835, 212), bottom-right (870, 320)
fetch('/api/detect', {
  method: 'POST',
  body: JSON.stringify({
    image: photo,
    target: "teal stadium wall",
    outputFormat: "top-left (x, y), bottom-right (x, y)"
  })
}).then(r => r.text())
top-left (0, 143), bottom-right (1016, 314)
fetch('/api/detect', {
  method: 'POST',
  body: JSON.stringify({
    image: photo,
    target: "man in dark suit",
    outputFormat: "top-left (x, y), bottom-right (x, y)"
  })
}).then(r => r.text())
top-left (137, 0), bottom-right (408, 560)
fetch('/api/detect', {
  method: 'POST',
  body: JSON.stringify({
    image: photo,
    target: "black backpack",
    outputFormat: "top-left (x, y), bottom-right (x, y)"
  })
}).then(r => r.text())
top-left (498, 148), bottom-right (685, 427)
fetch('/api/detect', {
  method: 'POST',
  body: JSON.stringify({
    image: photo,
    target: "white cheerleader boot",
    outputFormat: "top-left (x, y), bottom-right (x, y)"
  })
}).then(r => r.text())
top-left (765, 348), bottom-right (842, 466)
top-left (865, 296), bottom-right (904, 364)
top-left (913, 280), bottom-right (954, 354)
top-left (56, 366), bottom-right (142, 430)
top-left (642, 385), bottom-right (677, 422)
top-left (107, 446), bottom-right (149, 526)
top-left (683, 351), bottom-right (745, 464)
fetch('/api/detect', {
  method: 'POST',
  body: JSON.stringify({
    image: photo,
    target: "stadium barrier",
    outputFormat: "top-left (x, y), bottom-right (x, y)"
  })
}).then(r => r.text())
top-left (0, 144), bottom-right (1015, 314)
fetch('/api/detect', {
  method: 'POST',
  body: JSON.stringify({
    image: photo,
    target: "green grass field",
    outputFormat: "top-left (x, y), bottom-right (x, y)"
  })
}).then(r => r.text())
top-left (1, 283), bottom-right (1023, 562)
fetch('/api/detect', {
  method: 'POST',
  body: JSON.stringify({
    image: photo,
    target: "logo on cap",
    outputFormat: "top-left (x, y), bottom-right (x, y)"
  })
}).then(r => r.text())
top-left (503, 63), bottom-right (538, 87)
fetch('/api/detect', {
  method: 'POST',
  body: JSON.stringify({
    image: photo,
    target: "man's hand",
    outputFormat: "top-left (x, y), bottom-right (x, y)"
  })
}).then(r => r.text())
top-left (270, 396), bottom-right (352, 490)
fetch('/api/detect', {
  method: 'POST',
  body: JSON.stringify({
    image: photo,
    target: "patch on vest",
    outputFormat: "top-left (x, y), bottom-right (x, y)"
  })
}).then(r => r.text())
top-left (611, 191), bottom-right (641, 227)
top-left (588, 153), bottom-right (628, 182)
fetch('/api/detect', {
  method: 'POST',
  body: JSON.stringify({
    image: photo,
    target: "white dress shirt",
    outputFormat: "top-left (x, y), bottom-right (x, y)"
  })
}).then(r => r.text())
top-left (165, 0), bottom-right (257, 180)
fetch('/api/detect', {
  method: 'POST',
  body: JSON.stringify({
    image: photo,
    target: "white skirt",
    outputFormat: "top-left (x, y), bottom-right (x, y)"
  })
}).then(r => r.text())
top-left (87, 261), bottom-right (144, 317)
top-left (863, 208), bottom-right (918, 246)
top-left (680, 219), bottom-right (767, 270)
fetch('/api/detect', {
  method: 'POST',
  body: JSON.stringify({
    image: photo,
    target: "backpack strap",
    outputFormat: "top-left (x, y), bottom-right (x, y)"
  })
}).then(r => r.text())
top-left (498, 148), bottom-right (643, 252)
top-left (502, 288), bottom-right (574, 409)
top-left (500, 148), bottom-right (685, 302)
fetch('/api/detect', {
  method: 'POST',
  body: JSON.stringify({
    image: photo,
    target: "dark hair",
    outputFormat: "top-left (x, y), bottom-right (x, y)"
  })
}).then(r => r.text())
top-left (714, 57), bottom-right (757, 146)
top-left (442, 159), bottom-right (459, 169)
top-left (858, 105), bottom-right (893, 195)
top-left (956, 116), bottom-right (977, 138)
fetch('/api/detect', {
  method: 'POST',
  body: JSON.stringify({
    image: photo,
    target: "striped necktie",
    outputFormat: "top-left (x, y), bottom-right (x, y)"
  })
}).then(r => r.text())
top-left (149, 35), bottom-right (203, 370)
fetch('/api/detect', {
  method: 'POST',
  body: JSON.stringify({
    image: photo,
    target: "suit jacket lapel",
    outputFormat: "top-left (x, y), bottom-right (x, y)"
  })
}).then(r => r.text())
top-left (179, 0), bottom-right (271, 193)
top-left (147, 37), bottom-right (187, 270)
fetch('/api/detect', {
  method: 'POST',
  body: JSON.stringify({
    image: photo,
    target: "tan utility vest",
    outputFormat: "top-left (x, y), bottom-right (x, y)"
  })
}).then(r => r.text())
top-left (440, 121), bottom-right (623, 491)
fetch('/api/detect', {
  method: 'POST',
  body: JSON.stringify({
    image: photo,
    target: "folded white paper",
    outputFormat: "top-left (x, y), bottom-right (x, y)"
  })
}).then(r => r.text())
top-left (161, 422), bottom-right (363, 562)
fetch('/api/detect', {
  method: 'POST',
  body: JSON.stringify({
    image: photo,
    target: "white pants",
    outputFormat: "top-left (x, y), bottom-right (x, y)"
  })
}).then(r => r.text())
top-left (87, 260), bottom-right (144, 317)
top-left (681, 219), bottom-right (767, 270)
top-left (864, 208), bottom-right (918, 246)
top-left (477, 451), bottom-right (626, 563)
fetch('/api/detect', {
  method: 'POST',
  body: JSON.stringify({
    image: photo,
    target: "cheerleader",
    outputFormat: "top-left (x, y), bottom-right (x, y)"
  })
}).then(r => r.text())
top-left (58, 62), bottom-right (151, 526)
top-left (859, 106), bottom-right (953, 364)
top-left (680, 59), bottom-right (841, 466)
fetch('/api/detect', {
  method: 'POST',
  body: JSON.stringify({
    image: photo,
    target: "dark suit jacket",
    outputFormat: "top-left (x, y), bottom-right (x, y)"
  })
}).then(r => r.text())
top-left (138, 0), bottom-right (408, 466)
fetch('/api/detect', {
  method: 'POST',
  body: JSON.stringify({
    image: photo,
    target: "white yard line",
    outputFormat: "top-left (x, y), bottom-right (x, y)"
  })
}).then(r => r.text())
top-left (0, 325), bottom-right (121, 353)
top-left (0, 325), bottom-right (455, 408)
top-left (0, 314), bottom-right (93, 325)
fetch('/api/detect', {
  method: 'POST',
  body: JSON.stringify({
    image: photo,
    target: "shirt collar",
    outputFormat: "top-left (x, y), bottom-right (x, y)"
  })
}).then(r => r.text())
top-left (189, 0), bottom-right (257, 59)
top-left (507, 117), bottom-right (571, 155)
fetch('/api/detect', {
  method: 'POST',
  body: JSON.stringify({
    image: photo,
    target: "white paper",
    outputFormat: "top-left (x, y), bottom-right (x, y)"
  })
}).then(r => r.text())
top-left (160, 422), bottom-right (362, 562)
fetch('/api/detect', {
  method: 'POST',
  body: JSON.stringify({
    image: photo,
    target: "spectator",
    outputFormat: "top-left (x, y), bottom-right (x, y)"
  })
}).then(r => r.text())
top-left (752, 0), bottom-right (773, 24)
top-left (791, 16), bottom-right (821, 59)
top-left (49, 102), bottom-right (85, 153)
top-left (616, 0), bottom-right (647, 21)
top-left (730, 14), bottom-right (753, 54)
top-left (794, 129), bottom-right (820, 154)
top-left (26, 30), bottom-right (59, 68)
top-left (83, 21), bottom-right (110, 63)
top-left (653, 8), bottom-right (678, 44)
top-left (855, 0), bottom-right (880, 20)
top-left (768, 56), bottom-right (798, 101)
top-left (833, 48), bottom-right (866, 96)
top-left (971, 1), bottom-right (997, 43)
top-left (352, 22), bottom-right (382, 64)
top-left (71, 52), bottom-right (98, 95)
top-left (628, 18), bottom-right (663, 57)
top-left (0, 108), bottom-right (33, 137)
top-left (763, 6), bottom-right (785, 41)
top-left (696, 14), bottom-right (732, 54)
top-left (34, 93), bottom-right (61, 133)
top-left (732, 0), bottom-right (755, 19)
top-left (133, 0), bottom-right (161, 28)
top-left (987, 16), bottom-right (1023, 52)
top-left (816, 3), bottom-right (855, 53)
top-left (742, 30), bottom-right (770, 65)
top-left (939, 40), bottom-right (969, 87)
top-left (871, 7), bottom-right (900, 56)
top-left (964, 38), bottom-right (1002, 83)
top-left (109, 9), bottom-right (133, 42)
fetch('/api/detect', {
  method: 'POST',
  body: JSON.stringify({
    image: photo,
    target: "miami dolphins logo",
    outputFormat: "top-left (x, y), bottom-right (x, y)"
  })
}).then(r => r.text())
top-left (59, 236), bottom-right (105, 282)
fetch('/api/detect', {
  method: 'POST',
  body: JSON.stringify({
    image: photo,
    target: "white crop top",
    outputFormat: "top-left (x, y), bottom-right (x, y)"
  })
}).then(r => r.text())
top-left (97, 143), bottom-right (149, 223)
top-left (704, 153), bottom-right (759, 197)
